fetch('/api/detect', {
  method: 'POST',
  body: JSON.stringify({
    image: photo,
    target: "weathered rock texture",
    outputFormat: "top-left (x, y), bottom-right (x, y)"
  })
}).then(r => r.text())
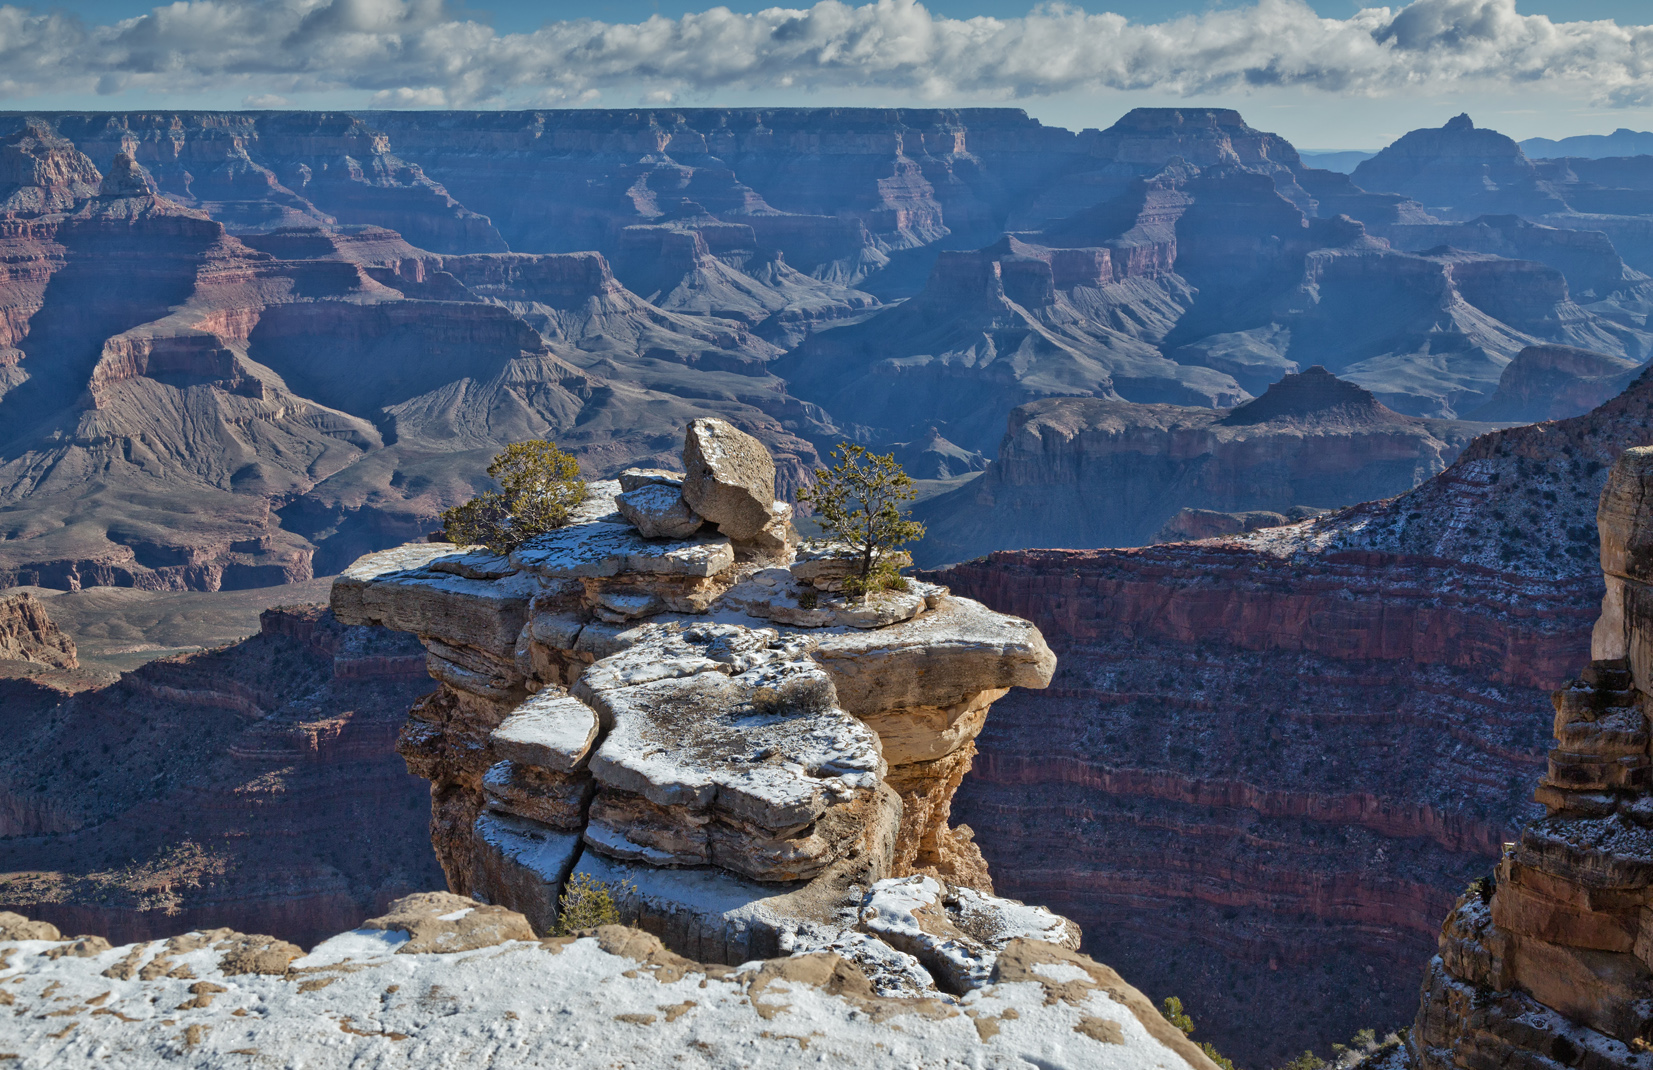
top-left (0, 605), bottom-right (441, 949)
top-left (1409, 445), bottom-right (1653, 1068)
top-left (0, 592), bottom-right (76, 670)
top-left (332, 424), bottom-right (1063, 985)
top-left (0, 893), bottom-right (1218, 1069)
top-left (925, 369), bottom-right (1653, 1066)
top-left (915, 366), bottom-right (1498, 564)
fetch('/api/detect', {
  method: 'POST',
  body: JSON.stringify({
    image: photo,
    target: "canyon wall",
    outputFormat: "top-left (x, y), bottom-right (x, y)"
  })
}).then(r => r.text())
top-left (914, 366), bottom-right (1497, 564)
top-left (4, 107), bottom-right (1653, 592)
top-left (0, 603), bottom-right (441, 950)
top-left (927, 370), bottom-right (1653, 1066)
top-left (1410, 445), bottom-right (1653, 1068)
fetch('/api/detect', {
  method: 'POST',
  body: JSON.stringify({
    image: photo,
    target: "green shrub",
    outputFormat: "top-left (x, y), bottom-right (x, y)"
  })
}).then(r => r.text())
top-left (1161, 996), bottom-right (1195, 1035)
top-left (1275, 1051), bottom-right (1327, 1070)
top-left (554, 872), bottom-right (634, 935)
top-left (1160, 995), bottom-right (1237, 1069)
top-left (441, 439), bottom-right (586, 555)
top-left (796, 443), bottom-right (923, 600)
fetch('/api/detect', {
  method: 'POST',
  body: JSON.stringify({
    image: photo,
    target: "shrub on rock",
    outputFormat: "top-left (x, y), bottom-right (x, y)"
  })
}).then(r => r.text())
top-left (442, 440), bottom-right (587, 555)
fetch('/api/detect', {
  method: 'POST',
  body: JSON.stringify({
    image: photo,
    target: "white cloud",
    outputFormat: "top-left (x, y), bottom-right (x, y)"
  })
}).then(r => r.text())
top-left (0, 0), bottom-right (1649, 108)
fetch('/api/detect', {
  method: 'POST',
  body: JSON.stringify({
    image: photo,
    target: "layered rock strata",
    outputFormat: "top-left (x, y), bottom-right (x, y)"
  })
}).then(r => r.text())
top-left (923, 371), bottom-right (1653, 1065)
top-left (1410, 445), bottom-right (1653, 1068)
top-left (914, 366), bottom-right (1497, 564)
top-left (332, 421), bottom-right (1061, 982)
top-left (0, 892), bottom-right (1219, 1069)
top-left (0, 592), bottom-right (76, 670)
top-left (0, 605), bottom-right (440, 949)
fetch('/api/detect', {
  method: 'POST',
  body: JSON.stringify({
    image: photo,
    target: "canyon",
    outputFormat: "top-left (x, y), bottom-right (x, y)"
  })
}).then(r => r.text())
top-left (927, 368), bottom-right (1653, 1065)
top-left (0, 599), bottom-right (442, 950)
top-left (2, 107), bottom-right (1652, 590)
top-left (13, 102), bottom-right (1653, 1068)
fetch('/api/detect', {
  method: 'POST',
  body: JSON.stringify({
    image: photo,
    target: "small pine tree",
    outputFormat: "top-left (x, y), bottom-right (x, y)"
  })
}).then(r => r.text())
top-left (1161, 996), bottom-right (1195, 1036)
top-left (441, 439), bottom-right (586, 555)
top-left (1200, 1042), bottom-right (1236, 1070)
top-left (554, 873), bottom-right (633, 935)
top-left (795, 443), bottom-right (924, 599)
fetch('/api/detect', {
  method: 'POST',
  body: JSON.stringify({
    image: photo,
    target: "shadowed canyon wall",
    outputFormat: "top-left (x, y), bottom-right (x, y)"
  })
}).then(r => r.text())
top-left (927, 371), bottom-right (1653, 1066)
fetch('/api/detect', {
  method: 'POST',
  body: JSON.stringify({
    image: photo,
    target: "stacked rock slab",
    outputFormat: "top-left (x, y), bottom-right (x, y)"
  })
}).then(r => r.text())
top-left (1412, 445), bottom-right (1653, 1069)
top-left (331, 419), bottom-right (1060, 976)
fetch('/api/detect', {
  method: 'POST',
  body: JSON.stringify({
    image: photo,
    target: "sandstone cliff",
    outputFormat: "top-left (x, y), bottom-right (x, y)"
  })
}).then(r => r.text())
top-left (0, 592), bottom-right (76, 671)
top-left (925, 369), bottom-right (1653, 1065)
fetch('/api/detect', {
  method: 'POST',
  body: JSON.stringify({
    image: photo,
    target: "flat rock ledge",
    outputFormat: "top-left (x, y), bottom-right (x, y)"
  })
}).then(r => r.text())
top-left (0, 894), bottom-right (1219, 1070)
top-left (331, 423), bottom-right (1060, 978)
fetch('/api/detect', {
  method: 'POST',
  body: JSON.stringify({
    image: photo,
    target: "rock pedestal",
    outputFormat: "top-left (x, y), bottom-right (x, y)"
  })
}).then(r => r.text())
top-left (1412, 445), bottom-right (1653, 1069)
top-left (332, 423), bottom-right (1063, 991)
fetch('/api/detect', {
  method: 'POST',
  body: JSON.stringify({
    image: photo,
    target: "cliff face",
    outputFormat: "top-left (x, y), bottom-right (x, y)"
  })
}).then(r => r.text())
top-left (0, 592), bottom-right (76, 670)
top-left (925, 370), bottom-right (1653, 1066)
top-left (1410, 446), bottom-right (1653, 1068)
top-left (913, 367), bottom-right (1497, 564)
top-left (0, 604), bottom-right (441, 949)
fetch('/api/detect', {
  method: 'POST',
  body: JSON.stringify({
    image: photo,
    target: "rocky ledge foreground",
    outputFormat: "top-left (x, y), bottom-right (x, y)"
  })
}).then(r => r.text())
top-left (322, 419), bottom-right (1197, 1018)
top-left (0, 892), bottom-right (1211, 1069)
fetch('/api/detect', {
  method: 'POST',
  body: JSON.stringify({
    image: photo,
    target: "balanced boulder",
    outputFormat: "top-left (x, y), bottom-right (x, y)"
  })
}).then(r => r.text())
top-left (681, 418), bottom-right (776, 541)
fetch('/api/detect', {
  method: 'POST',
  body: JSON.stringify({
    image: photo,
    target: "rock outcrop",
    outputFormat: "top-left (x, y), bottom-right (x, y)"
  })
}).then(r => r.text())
top-left (914, 367), bottom-right (1497, 564)
top-left (0, 593), bottom-right (76, 670)
top-left (1409, 444), bottom-right (1653, 1068)
top-left (923, 369), bottom-right (1653, 1065)
top-left (1471, 344), bottom-right (1645, 423)
top-left (0, 891), bottom-right (1218, 1069)
top-left (331, 423), bottom-right (1062, 988)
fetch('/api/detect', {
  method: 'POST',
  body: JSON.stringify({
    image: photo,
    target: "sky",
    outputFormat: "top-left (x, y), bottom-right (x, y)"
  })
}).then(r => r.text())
top-left (3, 0), bottom-right (1653, 150)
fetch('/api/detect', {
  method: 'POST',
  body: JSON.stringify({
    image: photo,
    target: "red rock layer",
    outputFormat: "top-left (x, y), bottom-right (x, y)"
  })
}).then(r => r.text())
top-left (0, 605), bottom-right (442, 949)
top-left (916, 378), bottom-right (1653, 1063)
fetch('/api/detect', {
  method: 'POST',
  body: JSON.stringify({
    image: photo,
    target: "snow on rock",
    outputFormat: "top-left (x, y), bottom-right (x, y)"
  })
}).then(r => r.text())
top-left (681, 417), bottom-right (777, 541)
top-left (0, 902), bottom-right (1218, 1070)
top-left (330, 420), bottom-right (1067, 979)
top-left (859, 876), bottom-right (1082, 994)
top-left (616, 482), bottom-right (706, 539)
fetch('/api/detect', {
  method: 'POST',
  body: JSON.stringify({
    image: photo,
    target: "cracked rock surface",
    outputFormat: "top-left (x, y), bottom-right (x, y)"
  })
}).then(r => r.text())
top-left (331, 422), bottom-right (1069, 983)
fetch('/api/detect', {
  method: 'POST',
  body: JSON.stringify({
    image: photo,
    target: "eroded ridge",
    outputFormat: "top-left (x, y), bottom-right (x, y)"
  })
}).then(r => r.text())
top-left (331, 419), bottom-right (1067, 993)
top-left (1412, 446), bottom-right (1653, 1069)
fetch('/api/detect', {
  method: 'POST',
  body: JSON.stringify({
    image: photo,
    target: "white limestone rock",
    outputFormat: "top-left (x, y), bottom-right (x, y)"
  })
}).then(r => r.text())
top-left (810, 596), bottom-right (1058, 715)
top-left (491, 692), bottom-right (601, 772)
top-left (332, 543), bottom-right (534, 659)
top-left (681, 418), bottom-right (777, 541)
top-left (618, 467), bottom-right (684, 492)
top-left (858, 876), bottom-right (1081, 994)
top-left (470, 812), bottom-right (585, 936)
top-left (510, 522), bottom-right (734, 579)
top-left (616, 483), bottom-right (705, 540)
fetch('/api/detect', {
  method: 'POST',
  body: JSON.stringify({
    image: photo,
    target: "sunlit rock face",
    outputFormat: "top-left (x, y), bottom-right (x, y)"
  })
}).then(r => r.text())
top-left (332, 420), bottom-right (1061, 980)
